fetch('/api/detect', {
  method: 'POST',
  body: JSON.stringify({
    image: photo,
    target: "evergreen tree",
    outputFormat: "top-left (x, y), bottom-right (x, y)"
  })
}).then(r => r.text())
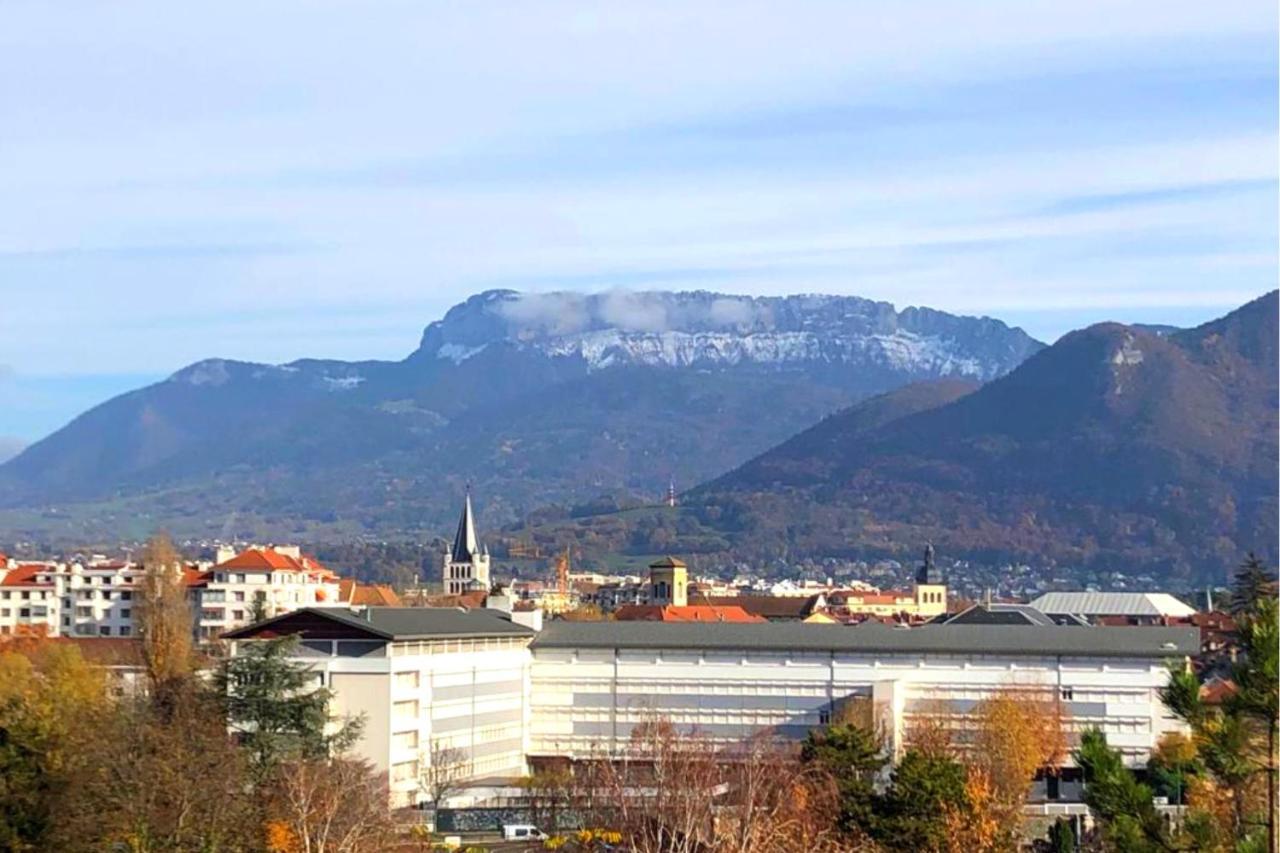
top-left (873, 748), bottom-right (966, 850)
top-left (1047, 817), bottom-right (1075, 853)
top-left (1075, 728), bottom-right (1169, 852)
top-left (1230, 552), bottom-right (1275, 617)
top-left (799, 722), bottom-right (886, 835)
top-left (217, 635), bottom-right (363, 779)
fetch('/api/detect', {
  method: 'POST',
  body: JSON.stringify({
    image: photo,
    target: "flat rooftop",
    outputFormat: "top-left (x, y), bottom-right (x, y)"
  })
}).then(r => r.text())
top-left (531, 620), bottom-right (1199, 658)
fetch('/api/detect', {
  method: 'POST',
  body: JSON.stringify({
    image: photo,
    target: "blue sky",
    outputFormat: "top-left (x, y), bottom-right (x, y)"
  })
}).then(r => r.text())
top-left (1, 0), bottom-right (1276, 444)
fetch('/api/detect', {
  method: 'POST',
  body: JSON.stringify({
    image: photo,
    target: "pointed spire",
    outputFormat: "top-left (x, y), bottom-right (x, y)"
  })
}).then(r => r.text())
top-left (451, 488), bottom-right (480, 563)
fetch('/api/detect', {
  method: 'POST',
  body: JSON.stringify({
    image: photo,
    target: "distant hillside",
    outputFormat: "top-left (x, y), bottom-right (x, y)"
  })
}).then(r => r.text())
top-left (693, 291), bottom-right (1279, 582)
top-left (0, 290), bottom-right (1041, 544)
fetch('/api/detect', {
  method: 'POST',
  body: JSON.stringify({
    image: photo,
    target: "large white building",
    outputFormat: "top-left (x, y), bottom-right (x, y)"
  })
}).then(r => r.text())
top-left (226, 607), bottom-right (534, 808)
top-left (225, 607), bottom-right (1199, 807)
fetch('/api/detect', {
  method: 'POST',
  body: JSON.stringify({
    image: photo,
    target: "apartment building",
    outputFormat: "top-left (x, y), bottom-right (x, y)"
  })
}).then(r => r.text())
top-left (0, 563), bottom-right (59, 636)
top-left (225, 607), bottom-right (534, 808)
top-left (191, 546), bottom-right (342, 639)
top-left (0, 546), bottom-right (347, 640)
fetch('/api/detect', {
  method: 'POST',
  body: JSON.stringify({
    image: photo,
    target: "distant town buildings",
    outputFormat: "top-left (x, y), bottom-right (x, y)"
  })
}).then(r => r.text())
top-left (0, 545), bottom-right (381, 640)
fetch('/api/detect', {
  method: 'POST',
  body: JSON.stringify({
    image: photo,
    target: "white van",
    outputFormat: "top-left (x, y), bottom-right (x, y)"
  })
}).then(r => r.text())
top-left (502, 824), bottom-right (548, 841)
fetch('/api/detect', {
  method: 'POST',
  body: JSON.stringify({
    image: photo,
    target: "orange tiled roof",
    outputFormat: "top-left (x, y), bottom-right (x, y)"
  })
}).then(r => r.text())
top-left (1201, 678), bottom-right (1237, 705)
top-left (337, 579), bottom-right (403, 607)
top-left (184, 567), bottom-right (214, 588)
top-left (215, 548), bottom-right (336, 579)
top-left (0, 565), bottom-right (54, 586)
top-left (614, 604), bottom-right (766, 623)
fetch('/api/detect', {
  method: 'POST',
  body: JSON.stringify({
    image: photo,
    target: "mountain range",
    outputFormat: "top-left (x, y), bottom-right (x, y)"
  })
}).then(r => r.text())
top-left (492, 292), bottom-right (1277, 584)
top-left (690, 290), bottom-right (1278, 581)
top-left (0, 290), bottom-right (1041, 544)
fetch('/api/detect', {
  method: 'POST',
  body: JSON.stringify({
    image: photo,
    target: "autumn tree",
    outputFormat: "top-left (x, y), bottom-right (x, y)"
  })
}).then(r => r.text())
top-left (1161, 563), bottom-right (1278, 850)
top-left (959, 687), bottom-right (1068, 847)
top-left (137, 532), bottom-right (195, 700)
top-left (518, 765), bottom-right (577, 834)
top-left (1146, 732), bottom-right (1202, 806)
top-left (716, 735), bottom-right (858, 853)
top-left (417, 740), bottom-right (469, 810)
top-left (266, 756), bottom-right (391, 853)
top-left (51, 688), bottom-right (259, 852)
top-left (0, 642), bottom-right (109, 850)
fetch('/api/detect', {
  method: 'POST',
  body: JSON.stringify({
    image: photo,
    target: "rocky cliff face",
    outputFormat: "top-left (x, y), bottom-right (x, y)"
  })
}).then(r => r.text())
top-left (416, 290), bottom-right (1041, 379)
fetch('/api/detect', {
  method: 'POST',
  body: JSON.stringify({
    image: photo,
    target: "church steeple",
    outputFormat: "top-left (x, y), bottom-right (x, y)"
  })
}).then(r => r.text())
top-left (916, 543), bottom-right (943, 585)
top-left (443, 489), bottom-right (491, 596)
top-left (451, 489), bottom-right (480, 563)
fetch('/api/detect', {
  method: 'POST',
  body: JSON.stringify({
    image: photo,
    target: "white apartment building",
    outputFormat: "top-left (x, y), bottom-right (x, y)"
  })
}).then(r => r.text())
top-left (225, 607), bottom-right (534, 808)
top-left (192, 546), bottom-right (342, 639)
top-left (0, 563), bottom-right (59, 636)
top-left (225, 608), bottom-right (1198, 807)
top-left (0, 546), bottom-right (344, 640)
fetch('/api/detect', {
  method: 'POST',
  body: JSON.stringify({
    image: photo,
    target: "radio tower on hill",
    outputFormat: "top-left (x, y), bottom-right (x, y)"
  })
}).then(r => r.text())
top-left (666, 478), bottom-right (677, 508)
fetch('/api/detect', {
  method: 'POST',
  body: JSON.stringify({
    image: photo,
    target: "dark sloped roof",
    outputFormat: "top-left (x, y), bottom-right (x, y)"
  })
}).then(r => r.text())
top-left (451, 493), bottom-right (481, 563)
top-left (943, 603), bottom-right (1059, 626)
top-left (530, 621), bottom-right (1199, 658)
top-left (225, 606), bottom-right (533, 641)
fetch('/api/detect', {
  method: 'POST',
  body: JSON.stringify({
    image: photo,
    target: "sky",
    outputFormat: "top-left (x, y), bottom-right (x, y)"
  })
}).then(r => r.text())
top-left (1, 0), bottom-right (1276, 444)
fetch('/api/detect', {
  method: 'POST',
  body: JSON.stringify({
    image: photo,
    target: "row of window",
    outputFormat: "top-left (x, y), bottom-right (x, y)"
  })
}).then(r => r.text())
top-left (0, 590), bottom-right (51, 600)
top-left (391, 637), bottom-right (529, 656)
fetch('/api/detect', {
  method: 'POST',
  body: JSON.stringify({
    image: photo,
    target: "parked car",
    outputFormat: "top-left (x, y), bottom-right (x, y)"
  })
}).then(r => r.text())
top-left (502, 824), bottom-right (548, 842)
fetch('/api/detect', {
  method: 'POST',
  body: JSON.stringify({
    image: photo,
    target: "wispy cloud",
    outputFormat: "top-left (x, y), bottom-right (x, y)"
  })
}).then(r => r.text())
top-left (0, 0), bottom-right (1275, 439)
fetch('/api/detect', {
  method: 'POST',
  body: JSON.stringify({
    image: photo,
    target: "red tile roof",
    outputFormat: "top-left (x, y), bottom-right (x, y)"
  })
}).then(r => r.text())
top-left (338, 579), bottom-right (403, 607)
top-left (614, 604), bottom-right (766, 623)
top-left (0, 565), bottom-right (54, 587)
top-left (215, 548), bottom-right (336, 579)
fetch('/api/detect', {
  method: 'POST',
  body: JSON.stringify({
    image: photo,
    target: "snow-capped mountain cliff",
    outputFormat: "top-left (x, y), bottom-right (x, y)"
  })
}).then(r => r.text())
top-left (417, 290), bottom-right (1041, 380)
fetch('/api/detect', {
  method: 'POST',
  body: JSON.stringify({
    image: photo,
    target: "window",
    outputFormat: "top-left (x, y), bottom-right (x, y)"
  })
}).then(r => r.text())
top-left (20, 591), bottom-right (29, 600)
top-left (0, 608), bottom-right (8, 617)
top-left (18, 608), bottom-right (29, 618)
top-left (395, 671), bottom-right (421, 690)
top-left (201, 609), bottom-right (223, 621)
top-left (393, 700), bottom-right (419, 719)
top-left (234, 591), bottom-right (245, 602)
top-left (76, 606), bottom-right (92, 617)
top-left (121, 609), bottom-right (131, 619)
top-left (392, 761), bottom-right (418, 783)
top-left (120, 626), bottom-right (132, 636)
top-left (99, 626), bottom-right (111, 636)
top-left (393, 730), bottom-right (419, 751)
top-left (1060, 687), bottom-right (1074, 702)
top-left (121, 591), bottom-right (132, 601)
top-left (818, 708), bottom-right (832, 725)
